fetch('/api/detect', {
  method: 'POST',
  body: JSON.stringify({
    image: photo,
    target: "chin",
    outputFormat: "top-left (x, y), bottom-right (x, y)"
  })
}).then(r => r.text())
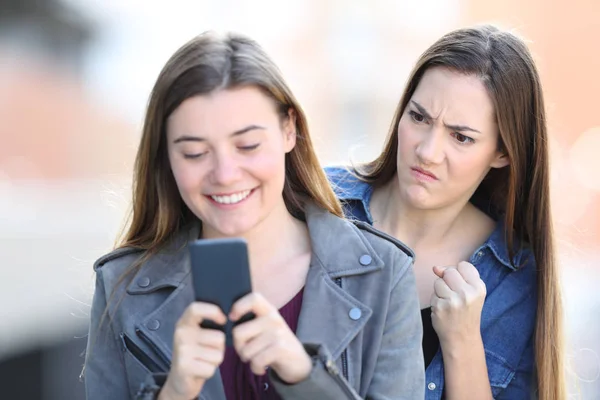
top-left (210, 222), bottom-right (255, 237)
top-left (404, 187), bottom-right (435, 209)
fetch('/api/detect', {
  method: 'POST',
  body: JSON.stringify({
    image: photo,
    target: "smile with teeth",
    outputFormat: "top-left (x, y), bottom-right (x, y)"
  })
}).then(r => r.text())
top-left (210, 190), bottom-right (252, 205)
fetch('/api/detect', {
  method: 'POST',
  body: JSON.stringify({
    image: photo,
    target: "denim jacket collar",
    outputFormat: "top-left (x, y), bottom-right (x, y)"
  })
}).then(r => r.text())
top-left (326, 166), bottom-right (529, 272)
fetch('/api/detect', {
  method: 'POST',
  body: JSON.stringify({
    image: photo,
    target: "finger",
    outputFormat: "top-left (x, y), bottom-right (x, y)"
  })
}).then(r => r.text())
top-left (230, 292), bottom-right (273, 321)
top-left (433, 277), bottom-right (453, 299)
top-left (180, 344), bottom-right (225, 366)
top-left (429, 294), bottom-right (443, 314)
top-left (236, 330), bottom-right (274, 363)
top-left (441, 267), bottom-right (466, 292)
top-left (432, 265), bottom-right (446, 278)
top-left (179, 302), bottom-right (227, 327)
top-left (195, 328), bottom-right (226, 350)
top-left (457, 261), bottom-right (482, 286)
top-left (232, 315), bottom-right (277, 350)
top-left (179, 357), bottom-right (220, 380)
top-left (248, 343), bottom-right (279, 376)
top-left (173, 328), bottom-right (225, 358)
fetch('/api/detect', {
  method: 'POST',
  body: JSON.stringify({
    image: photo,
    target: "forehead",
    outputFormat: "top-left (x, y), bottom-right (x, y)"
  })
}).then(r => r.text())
top-left (412, 67), bottom-right (495, 125)
top-left (166, 86), bottom-right (278, 136)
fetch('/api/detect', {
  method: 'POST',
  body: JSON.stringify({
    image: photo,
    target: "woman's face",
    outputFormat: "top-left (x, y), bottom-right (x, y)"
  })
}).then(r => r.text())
top-left (166, 86), bottom-right (296, 238)
top-left (395, 67), bottom-right (509, 210)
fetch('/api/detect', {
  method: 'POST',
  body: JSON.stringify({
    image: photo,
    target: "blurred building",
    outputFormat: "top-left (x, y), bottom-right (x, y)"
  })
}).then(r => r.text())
top-left (0, 0), bottom-right (132, 399)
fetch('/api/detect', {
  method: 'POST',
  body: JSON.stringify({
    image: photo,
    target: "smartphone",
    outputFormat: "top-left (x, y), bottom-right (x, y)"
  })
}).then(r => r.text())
top-left (188, 237), bottom-right (255, 346)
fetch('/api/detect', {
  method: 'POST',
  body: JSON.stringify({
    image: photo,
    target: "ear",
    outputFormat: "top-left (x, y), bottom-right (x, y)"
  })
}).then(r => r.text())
top-left (282, 108), bottom-right (297, 153)
top-left (490, 151), bottom-right (509, 169)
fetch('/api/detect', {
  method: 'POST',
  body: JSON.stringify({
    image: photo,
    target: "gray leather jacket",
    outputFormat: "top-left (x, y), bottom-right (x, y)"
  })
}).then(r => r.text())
top-left (83, 203), bottom-right (425, 399)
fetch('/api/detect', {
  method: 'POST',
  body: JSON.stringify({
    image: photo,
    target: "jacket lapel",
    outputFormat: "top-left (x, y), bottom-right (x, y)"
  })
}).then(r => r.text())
top-left (125, 223), bottom-right (229, 400)
top-left (296, 268), bottom-right (372, 360)
top-left (296, 203), bottom-right (384, 360)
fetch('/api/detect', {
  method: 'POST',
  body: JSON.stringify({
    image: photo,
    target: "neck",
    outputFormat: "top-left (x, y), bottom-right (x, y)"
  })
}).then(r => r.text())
top-left (204, 199), bottom-right (310, 277)
top-left (372, 177), bottom-right (472, 250)
top-left (247, 201), bottom-right (310, 276)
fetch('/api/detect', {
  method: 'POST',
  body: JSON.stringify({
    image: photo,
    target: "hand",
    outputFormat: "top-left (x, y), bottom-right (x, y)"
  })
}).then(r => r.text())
top-left (430, 261), bottom-right (486, 347)
top-left (160, 302), bottom-right (227, 400)
top-left (230, 292), bottom-right (312, 384)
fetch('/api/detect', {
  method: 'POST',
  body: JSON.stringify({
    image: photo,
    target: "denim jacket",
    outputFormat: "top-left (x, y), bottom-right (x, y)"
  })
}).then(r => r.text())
top-left (326, 166), bottom-right (537, 400)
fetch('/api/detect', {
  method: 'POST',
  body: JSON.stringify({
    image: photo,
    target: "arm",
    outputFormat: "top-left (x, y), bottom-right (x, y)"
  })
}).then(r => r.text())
top-left (441, 335), bottom-right (493, 400)
top-left (366, 254), bottom-right (425, 399)
top-left (269, 343), bottom-right (363, 400)
top-left (432, 263), bottom-right (492, 400)
top-left (232, 293), bottom-right (363, 400)
top-left (83, 269), bottom-right (130, 400)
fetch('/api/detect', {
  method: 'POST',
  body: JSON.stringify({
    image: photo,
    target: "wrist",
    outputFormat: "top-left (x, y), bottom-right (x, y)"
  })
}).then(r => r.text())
top-left (157, 379), bottom-right (188, 400)
top-left (274, 352), bottom-right (312, 384)
top-left (440, 332), bottom-right (485, 360)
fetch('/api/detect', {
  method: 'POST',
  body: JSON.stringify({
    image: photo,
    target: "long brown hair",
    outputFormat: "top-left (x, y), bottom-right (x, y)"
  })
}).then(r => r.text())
top-left (359, 25), bottom-right (564, 400)
top-left (118, 31), bottom-right (341, 257)
top-left (85, 32), bottom-right (343, 372)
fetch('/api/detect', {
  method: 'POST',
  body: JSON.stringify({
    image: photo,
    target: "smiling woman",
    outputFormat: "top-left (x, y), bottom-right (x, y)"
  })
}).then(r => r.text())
top-left (82, 31), bottom-right (425, 400)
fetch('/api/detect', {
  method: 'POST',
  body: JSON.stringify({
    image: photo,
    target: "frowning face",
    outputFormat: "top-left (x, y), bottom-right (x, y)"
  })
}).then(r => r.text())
top-left (395, 67), bottom-right (509, 210)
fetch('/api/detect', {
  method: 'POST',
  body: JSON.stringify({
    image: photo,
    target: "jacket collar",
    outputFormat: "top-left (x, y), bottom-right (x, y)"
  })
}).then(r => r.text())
top-left (125, 222), bottom-right (199, 295)
top-left (127, 201), bottom-right (384, 294)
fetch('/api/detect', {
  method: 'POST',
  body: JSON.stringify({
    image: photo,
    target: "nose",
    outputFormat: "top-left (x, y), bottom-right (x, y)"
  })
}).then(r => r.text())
top-left (415, 128), bottom-right (445, 165)
top-left (210, 150), bottom-right (241, 186)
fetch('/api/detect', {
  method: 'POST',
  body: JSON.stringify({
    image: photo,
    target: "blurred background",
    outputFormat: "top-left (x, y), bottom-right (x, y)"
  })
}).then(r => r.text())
top-left (0, 0), bottom-right (598, 399)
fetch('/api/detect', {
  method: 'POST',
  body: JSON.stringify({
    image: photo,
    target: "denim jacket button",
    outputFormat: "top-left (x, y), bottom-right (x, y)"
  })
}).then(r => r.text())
top-left (147, 319), bottom-right (160, 331)
top-left (359, 254), bottom-right (372, 266)
top-left (349, 307), bottom-right (362, 320)
top-left (427, 382), bottom-right (436, 390)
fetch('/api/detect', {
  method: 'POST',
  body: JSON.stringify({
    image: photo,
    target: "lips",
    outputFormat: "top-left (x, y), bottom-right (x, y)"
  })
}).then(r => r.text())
top-left (208, 189), bottom-right (252, 205)
top-left (410, 167), bottom-right (438, 180)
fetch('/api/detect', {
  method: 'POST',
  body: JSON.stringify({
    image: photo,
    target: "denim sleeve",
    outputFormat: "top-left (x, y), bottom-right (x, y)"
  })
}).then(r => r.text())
top-left (367, 253), bottom-right (425, 399)
top-left (495, 336), bottom-right (535, 400)
top-left (83, 269), bottom-right (131, 400)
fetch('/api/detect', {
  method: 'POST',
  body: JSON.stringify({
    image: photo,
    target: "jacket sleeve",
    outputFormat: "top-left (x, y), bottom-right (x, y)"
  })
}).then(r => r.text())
top-left (366, 253), bottom-right (425, 399)
top-left (269, 343), bottom-right (362, 399)
top-left (495, 336), bottom-right (536, 400)
top-left (270, 252), bottom-right (425, 400)
top-left (83, 269), bottom-right (132, 400)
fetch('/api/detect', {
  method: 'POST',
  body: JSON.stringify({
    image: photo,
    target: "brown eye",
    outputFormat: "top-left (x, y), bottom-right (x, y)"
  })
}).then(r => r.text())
top-left (409, 110), bottom-right (425, 123)
top-left (451, 132), bottom-right (475, 144)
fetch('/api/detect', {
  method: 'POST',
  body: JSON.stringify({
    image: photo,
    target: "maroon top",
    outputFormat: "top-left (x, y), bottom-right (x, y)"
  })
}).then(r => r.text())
top-left (220, 288), bottom-right (305, 400)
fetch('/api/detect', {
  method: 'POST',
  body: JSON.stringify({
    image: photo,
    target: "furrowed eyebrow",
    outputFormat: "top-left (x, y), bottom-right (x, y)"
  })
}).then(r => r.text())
top-left (410, 101), bottom-right (481, 134)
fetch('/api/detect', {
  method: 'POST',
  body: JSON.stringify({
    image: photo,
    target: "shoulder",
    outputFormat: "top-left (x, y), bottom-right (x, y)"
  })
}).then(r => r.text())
top-left (351, 220), bottom-right (415, 282)
top-left (94, 247), bottom-right (144, 272)
top-left (324, 165), bottom-right (369, 199)
top-left (324, 165), bottom-right (355, 183)
top-left (352, 220), bottom-right (414, 260)
top-left (92, 247), bottom-right (145, 289)
top-left (484, 218), bottom-right (537, 278)
top-left (305, 202), bottom-right (414, 278)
